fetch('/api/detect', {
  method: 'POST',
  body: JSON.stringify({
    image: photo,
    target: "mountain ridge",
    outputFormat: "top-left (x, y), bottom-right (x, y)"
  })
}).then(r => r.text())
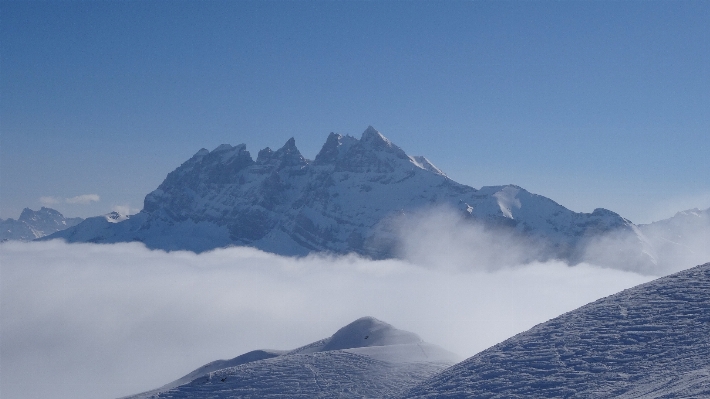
top-left (0, 207), bottom-right (83, 242)
top-left (45, 126), bottom-right (652, 267)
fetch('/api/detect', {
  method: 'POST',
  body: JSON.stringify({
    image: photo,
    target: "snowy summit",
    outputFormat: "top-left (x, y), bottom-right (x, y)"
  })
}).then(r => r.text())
top-left (124, 317), bottom-right (460, 399)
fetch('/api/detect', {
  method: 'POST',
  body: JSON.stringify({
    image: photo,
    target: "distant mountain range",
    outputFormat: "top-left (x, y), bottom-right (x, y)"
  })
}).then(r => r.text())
top-left (36, 127), bottom-right (662, 266)
top-left (0, 207), bottom-right (82, 242)
top-left (124, 317), bottom-right (460, 399)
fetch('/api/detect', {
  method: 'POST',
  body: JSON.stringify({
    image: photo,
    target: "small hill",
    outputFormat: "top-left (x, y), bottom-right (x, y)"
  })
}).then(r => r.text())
top-left (123, 317), bottom-right (460, 399)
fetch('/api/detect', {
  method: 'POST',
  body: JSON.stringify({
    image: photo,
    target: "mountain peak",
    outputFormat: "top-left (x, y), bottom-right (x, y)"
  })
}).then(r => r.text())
top-left (281, 137), bottom-right (297, 150)
top-left (212, 144), bottom-right (233, 153)
top-left (256, 137), bottom-right (307, 168)
top-left (314, 132), bottom-right (358, 164)
top-left (19, 206), bottom-right (62, 222)
top-left (320, 316), bottom-right (422, 351)
top-left (360, 126), bottom-right (391, 146)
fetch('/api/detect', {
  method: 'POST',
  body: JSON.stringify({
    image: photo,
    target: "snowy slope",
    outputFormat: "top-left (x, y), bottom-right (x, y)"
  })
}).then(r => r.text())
top-left (123, 317), bottom-right (460, 399)
top-left (45, 126), bottom-right (650, 265)
top-left (0, 207), bottom-right (83, 241)
top-left (400, 262), bottom-right (710, 399)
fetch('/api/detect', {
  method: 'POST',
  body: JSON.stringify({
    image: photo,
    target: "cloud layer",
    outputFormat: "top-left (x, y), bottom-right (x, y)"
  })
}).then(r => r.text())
top-left (1, 240), bottom-right (654, 399)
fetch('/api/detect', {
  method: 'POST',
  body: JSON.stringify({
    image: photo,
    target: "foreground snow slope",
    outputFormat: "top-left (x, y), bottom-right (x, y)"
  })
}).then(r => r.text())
top-left (400, 262), bottom-right (710, 399)
top-left (124, 317), bottom-right (460, 399)
top-left (46, 126), bottom-right (650, 267)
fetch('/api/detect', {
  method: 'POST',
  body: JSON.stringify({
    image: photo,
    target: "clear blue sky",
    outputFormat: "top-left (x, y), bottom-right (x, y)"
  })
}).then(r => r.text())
top-left (1, 1), bottom-right (708, 223)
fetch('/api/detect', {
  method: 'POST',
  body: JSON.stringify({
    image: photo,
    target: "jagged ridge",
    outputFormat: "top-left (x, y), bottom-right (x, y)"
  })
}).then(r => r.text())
top-left (45, 126), bottom-right (648, 265)
top-left (1, 207), bottom-right (83, 242)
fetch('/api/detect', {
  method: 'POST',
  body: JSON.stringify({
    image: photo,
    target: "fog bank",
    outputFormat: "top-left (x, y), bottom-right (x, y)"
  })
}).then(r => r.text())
top-left (0, 240), bottom-right (654, 399)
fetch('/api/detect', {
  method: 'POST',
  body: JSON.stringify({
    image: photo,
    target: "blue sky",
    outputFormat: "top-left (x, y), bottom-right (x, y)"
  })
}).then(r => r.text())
top-left (1, 1), bottom-right (708, 223)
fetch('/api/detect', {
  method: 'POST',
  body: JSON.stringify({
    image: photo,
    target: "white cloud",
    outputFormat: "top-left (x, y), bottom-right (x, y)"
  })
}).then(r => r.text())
top-left (65, 194), bottom-right (100, 204)
top-left (39, 196), bottom-right (61, 206)
top-left (0, 240), bottom-right (654, 399)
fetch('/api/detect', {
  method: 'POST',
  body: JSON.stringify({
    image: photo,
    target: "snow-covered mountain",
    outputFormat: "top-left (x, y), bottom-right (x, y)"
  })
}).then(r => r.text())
top-left (123, 317), bottom-right (460, 399)
top-left (45, 127), bottom-right (650, 266)
top-left (400, 262), bottom-right (710, 399)
top-left (0, 207), bottom-right (82, 242)
top-left (638, 207), bottom-right (710, 274)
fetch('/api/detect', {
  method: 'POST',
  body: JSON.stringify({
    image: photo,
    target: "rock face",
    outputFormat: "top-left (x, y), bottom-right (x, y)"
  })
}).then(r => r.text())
top-left (400, 262), bottom-right (710, 399)
top-left (0, 207), bottom-right (83, 242)
top-left (46, 127), bottom-right (649, 265)
top-left (123, 317), bottom-right (460, 399)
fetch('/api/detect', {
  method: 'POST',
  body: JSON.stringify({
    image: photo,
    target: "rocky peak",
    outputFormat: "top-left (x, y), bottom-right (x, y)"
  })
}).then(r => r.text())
top-left (256, 147), bottom-right (274, 163)
top-left (330, 126), bottom-right (410, 172)
top-left (314, 132), bottom-right (358, 165)
top-left (19, 207), bottom-right (62, 223)
top-left (2, 207), bottom-right (83, 241)
top-left (358, 126), bottom-right (409, 158)
top-left (194, 148), bottom-right (210, 157)
top-left (314, 132), bottom-right (342, 164)
top-left (212, 144), bottom-right (233, 153)
top-left (257, 137), bottom-right (307, 169)
top-left (360, 125), bottom-right (390, 145)
top-left (149, 143), bottom-right (254, 203)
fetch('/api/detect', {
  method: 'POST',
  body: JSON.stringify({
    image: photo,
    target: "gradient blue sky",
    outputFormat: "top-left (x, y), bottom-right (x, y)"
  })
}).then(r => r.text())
top-left (1, 1), bottom-right (708, 223)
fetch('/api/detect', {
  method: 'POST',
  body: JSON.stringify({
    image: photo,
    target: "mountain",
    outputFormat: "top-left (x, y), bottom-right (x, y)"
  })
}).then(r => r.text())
top-left (123, 317), bottom-right (460, 399)
top-left (45, 126), bottom-right (650, 266)
top-left (0, 207), bottom-right (83, 242)
top-left (400, 262), bottom-right (710, 399)
top-left (638, 207), bottom-right (710, 274)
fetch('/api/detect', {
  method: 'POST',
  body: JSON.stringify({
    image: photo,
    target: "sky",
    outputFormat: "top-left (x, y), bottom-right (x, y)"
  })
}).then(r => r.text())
top-left (1, 1), bottom-right (709, 223)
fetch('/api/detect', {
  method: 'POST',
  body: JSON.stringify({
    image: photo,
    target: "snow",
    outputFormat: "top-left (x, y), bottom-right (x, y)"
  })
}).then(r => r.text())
top-left (123, 317), bottom-right (460, 399)
top-left (399, 262), bottom-right (710, 399)
top-left (408, 155), bottom-right (445, 176)
top-left (493, 185), bottom-right (521, 219)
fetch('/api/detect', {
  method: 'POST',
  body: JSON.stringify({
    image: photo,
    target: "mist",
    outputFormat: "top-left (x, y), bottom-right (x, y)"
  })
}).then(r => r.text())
top-left (1, 238), bottom-right (658, 399)
top-left (392, 206), bottom-right (710, 275)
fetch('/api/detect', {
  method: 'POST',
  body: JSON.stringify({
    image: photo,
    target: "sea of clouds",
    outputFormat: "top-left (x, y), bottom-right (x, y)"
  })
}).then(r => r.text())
top-left (2, 210), bottom-right (708, 399)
